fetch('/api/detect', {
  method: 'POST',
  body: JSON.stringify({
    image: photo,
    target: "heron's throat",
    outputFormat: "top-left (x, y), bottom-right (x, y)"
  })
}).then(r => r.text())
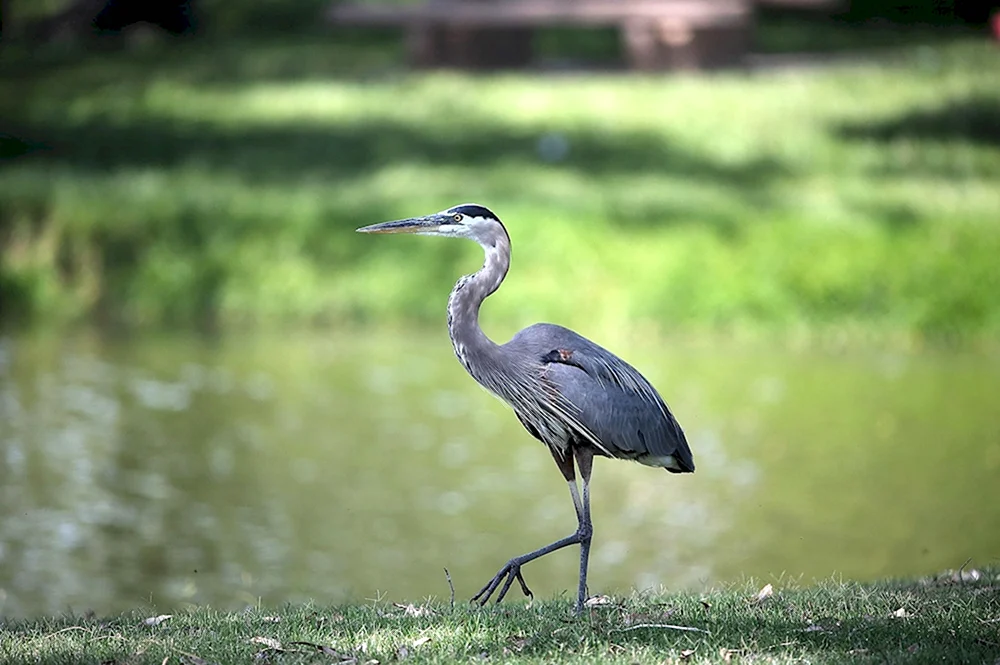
top-left (446, 239), bottom-right (510, 372)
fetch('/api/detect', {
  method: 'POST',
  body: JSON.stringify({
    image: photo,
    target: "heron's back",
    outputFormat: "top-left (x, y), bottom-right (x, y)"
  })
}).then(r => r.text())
top-left (501, 323), bottom-right (694, 473)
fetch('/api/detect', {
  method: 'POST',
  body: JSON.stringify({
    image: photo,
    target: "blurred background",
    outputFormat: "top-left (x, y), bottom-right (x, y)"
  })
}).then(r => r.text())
top-left (1, 0), bottom-right (999, 619)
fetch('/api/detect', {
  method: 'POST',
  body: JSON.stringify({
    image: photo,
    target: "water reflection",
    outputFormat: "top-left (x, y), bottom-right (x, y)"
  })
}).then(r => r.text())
top-left (0, 331), bottom-right (998, 617)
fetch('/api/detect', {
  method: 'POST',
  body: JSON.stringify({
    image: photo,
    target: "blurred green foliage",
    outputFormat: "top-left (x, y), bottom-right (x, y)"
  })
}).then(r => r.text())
top-left (1, 27), bottom-right (999, 339)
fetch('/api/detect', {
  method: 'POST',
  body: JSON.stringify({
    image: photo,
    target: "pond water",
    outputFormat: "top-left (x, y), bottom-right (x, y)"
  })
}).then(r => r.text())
top-left (1, 329), bottom-right (998, 617)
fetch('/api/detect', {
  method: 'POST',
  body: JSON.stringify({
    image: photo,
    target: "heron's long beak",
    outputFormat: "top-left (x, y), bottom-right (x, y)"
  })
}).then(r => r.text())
top-left (356, 215), bottom-right (445, 235)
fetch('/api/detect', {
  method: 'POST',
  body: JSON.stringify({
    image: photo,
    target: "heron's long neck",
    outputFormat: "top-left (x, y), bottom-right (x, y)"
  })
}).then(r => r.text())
top-left (447, 236), bottom-right (510, 375)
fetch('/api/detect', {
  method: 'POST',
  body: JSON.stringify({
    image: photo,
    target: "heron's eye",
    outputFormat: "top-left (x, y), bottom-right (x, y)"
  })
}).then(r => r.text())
top-left (453, 213), bottom-right (463, 223)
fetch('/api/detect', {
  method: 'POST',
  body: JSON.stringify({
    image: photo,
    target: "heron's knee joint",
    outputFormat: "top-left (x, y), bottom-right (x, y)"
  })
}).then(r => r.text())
top-left (577, 523), bottom-right (593, 541)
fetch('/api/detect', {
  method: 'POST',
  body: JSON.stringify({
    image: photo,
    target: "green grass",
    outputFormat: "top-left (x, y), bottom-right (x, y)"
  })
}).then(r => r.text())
top-left (1, 33), bottom-right (1000, 340)
top-left (2, 572), bottom-right (998, 664)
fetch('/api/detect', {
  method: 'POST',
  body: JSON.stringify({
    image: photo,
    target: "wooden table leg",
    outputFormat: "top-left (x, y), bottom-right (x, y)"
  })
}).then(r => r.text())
top-left (622, 17), bottom-right (749, 71)
top-left (407, 23), bottom-right (532, 69)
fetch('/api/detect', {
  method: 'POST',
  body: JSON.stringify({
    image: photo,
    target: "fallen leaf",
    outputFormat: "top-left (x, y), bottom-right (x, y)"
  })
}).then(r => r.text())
top-left (699, 599), bottom-right (712, 611)
top-left (411, 636), bottom-right (431, 647)
top-left (393, 603), bottom-right (434, 617)
top-left (937, 567), bottom-right (983, 584)
top-left (261, 616), bottom-right (281, 623)
top-left (250, 637), bottom-right (281, 649)
top-left (144, 615), bottom-right (173, 627)
top-left (680, 648), bottom-right (696, 660)
top-left (892, 607), bottom-right (908, 618)
top-left (584, 595), bottom-right (612, 607)
top-left (960, 568), bottom-right (982, 582)
top-left (754, 584), bottom-right (774, 604)
top-left (720, 647), bottom-right (734, 662)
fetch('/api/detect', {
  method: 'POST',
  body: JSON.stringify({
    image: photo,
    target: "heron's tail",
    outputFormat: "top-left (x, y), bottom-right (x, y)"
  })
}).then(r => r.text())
top-left (664, 431), bottom-right (695, 473)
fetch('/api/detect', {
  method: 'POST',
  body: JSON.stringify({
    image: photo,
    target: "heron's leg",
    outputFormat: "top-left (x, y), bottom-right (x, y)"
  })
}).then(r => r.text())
top-left (472, 448), bottom-right (586, 607)
top-left (573, 447), bottom-right (594, 615)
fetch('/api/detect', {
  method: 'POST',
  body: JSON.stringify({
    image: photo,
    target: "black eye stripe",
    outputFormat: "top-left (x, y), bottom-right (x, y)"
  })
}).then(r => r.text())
top-left (448, 204), bottom-right (499, 221)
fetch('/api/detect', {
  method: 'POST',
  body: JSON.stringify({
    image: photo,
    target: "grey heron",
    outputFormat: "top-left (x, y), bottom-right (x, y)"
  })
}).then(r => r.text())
top-left (357, 203), bottom-right (694, 615)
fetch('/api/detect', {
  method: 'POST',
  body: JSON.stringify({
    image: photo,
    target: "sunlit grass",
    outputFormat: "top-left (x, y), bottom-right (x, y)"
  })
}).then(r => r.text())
top-left (1, 36), bottom-right (999, 338)
top-left (1, 572), bottom-right (998, 664)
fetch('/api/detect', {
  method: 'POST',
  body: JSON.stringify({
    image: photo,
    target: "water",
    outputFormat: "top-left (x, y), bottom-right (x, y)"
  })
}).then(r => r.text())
top-left (0, 329), bottom-right (998, 617)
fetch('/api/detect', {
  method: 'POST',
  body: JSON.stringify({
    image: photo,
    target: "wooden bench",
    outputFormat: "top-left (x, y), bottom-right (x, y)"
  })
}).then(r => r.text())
top-left (327, 0), bottom-right (754, 71)
top-left (755, 0), bottom-right (845, 8)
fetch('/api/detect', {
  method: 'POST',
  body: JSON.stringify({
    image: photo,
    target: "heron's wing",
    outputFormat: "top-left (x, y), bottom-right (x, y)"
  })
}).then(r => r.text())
top-left (539, 339), bottom-right (694, 472)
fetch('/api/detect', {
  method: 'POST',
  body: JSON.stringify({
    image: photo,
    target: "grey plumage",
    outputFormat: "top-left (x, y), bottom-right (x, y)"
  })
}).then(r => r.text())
top-left (506, 323), bottom-right (693, 471)
top-left (357, 203), bottom-right (694, 615)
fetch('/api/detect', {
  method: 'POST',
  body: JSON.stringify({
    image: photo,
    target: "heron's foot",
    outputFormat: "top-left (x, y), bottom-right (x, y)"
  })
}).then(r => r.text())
top-left (471, 559), bottom-right (533, 607)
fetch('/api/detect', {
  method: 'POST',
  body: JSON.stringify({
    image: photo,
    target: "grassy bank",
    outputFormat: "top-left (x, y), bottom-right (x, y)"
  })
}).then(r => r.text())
top-left (2, 34), bottom-right (999, 338)
top-left (2, 571), bottom-right (998, 664)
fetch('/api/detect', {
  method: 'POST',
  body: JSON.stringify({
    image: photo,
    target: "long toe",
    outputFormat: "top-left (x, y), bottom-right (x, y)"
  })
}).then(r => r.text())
top-left (495, 567), bottom-right (520, 603)
top-left (514, 569), bottom-right (533, 599)
top-left (471, 568), bottom-right (508, 606)
top-left (472, 560), bottom-right (532, 606)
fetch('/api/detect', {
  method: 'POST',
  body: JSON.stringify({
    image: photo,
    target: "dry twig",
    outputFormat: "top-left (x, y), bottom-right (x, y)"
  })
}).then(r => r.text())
top-left (611, 623), bottom-right (710, 635)
top-left (444, 568), bottom-right (455, 610)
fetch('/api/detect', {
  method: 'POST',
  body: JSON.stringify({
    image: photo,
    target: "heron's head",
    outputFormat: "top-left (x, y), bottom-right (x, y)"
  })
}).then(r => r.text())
top-left (356, 203), bottom-right (507, 247)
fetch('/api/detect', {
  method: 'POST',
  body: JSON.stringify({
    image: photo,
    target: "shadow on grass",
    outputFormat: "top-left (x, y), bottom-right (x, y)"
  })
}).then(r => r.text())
top-left (606, 614), bottom-right (1000, 664)
top-left (0, 108), bottom-right (786, 233)
top-left (0, 34), bottom-right (402, 87)
top-left (753, 10), bottom-right (985, 56)
top-left (6, 578), bottom-right (997, 664)
top-left (0, 115), bottom-right (786, 219)
top-left (0, 133), bottom-right (42, 160)
top-left (0, 96), bottom-right (787, 326)
top-left (837, 95), bottom-right (1000, 147)
top-left (590, 579), bottom-right (1000, 664)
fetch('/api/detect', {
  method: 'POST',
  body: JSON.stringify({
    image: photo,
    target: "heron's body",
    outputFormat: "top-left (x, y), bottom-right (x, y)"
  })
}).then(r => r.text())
top-left (358, 203), bottom-right (693, 614)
